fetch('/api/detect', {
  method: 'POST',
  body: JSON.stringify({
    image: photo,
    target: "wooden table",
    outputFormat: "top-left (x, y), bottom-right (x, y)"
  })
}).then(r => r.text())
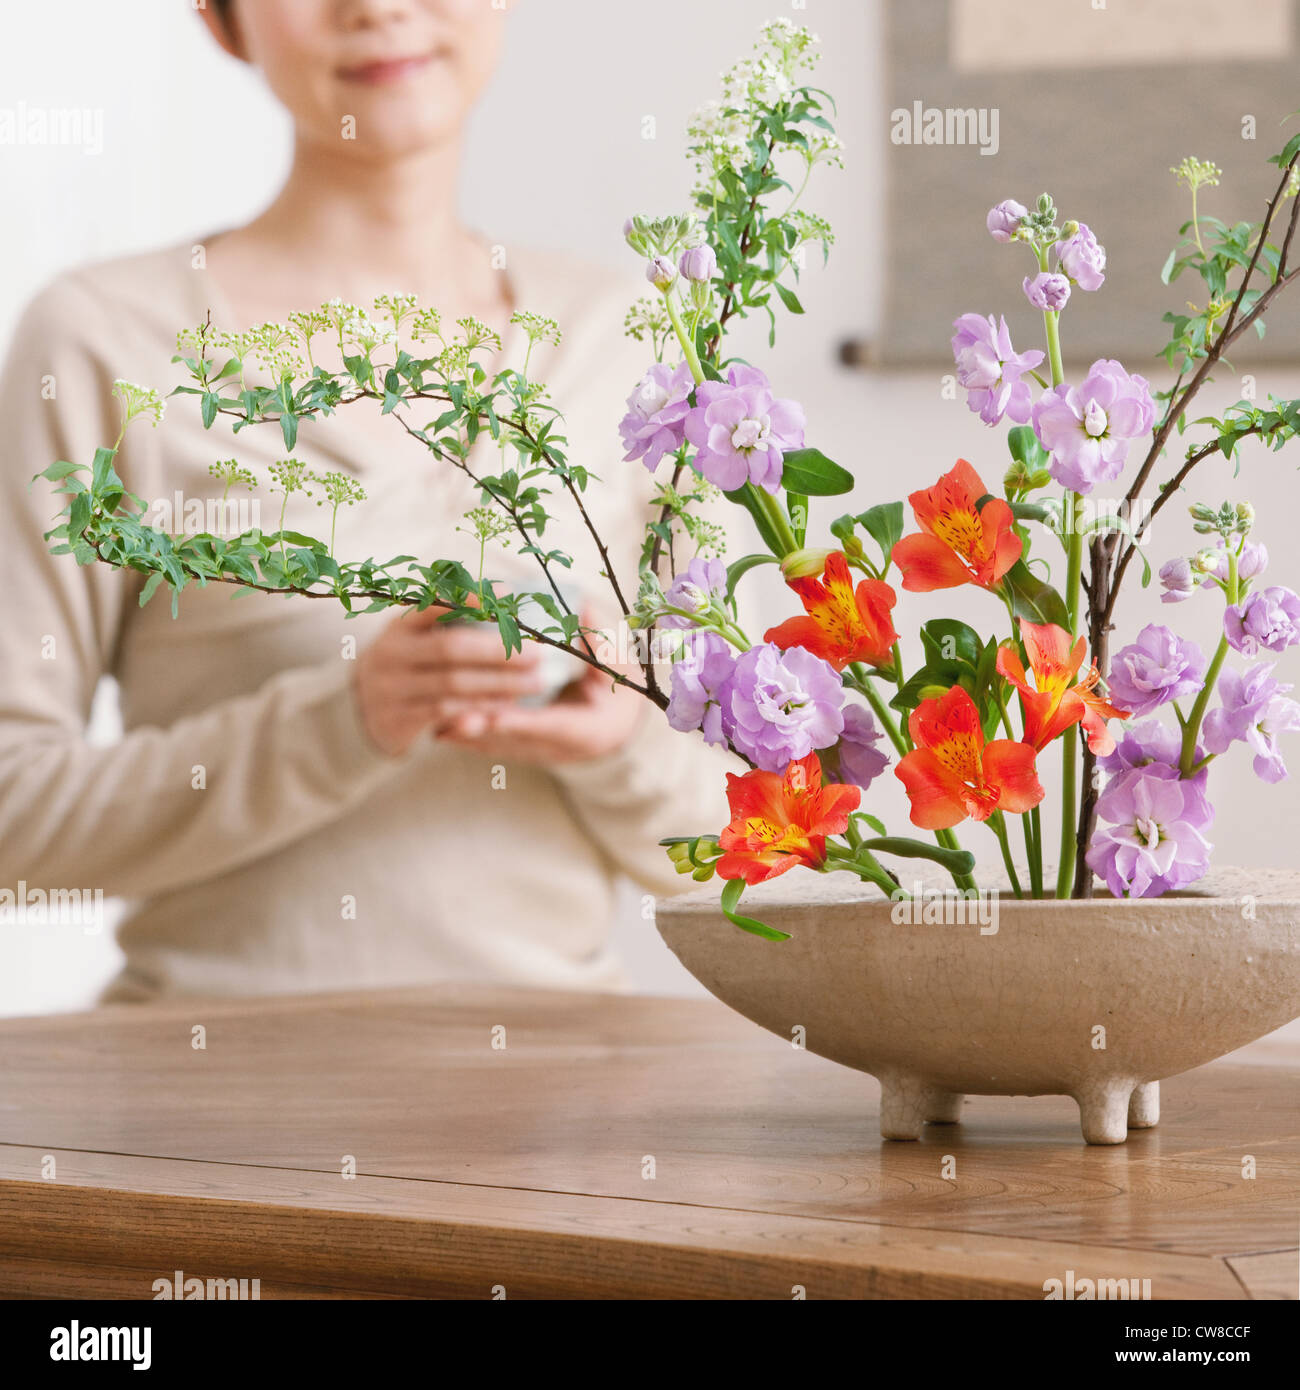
top-left (0, 986), bottom-right (1295, 1299)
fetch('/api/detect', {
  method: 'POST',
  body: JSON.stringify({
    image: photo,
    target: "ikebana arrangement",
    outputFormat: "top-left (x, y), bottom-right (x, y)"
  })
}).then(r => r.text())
top-left (40, 22), bottom-right (1300, 940)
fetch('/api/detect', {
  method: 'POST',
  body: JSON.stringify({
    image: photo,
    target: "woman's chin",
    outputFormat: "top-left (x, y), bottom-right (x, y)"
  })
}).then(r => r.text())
top-left (327, 109), bottom-right (464, 160)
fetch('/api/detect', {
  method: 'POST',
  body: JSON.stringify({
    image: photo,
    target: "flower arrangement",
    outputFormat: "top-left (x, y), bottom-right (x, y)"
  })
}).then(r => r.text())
top-left (39, 23), bottom-right (1300, 937)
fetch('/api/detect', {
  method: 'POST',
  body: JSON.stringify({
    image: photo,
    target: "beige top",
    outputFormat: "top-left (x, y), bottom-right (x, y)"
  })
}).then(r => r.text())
top-left (0, 241), bottom-right (736, 1001)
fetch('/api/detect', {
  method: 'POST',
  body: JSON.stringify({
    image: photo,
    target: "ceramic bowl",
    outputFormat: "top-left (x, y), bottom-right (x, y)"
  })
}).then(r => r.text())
top-left (655, 866), bottom-right (1300, 1144)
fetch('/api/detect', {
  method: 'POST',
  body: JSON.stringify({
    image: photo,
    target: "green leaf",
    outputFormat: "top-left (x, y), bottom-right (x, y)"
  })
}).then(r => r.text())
top-left (1002, 559), bottom-right (1070, 629)
top-left (1006, 425), bottom-right (1048, 471)
top-left (36, 459), bottom-right (86, 484)
top-left (68, 492), bottom-right (91, 537)
top-left (786, 490), bottom-right (808, 546)
top-left (855, 501), bottom-right (904, 566)
top-left (920, 618), bottom-right (983, 671)
top-left (719, 877), bottom-right (790, 942)
top-left (723, 483), bottom-right (784, 554)
top-left (780, 448), bottom-right (854, 497)
top-left (724, 552), bottom-right (778, 600)
top-left (774, 281), bottom-right (804, 314)
top-left (90, 447), bottom-right (120, 494)
top-left (280, 412), bottom-right (299, 451)
top-left (138, 573), bottom-right (165, 608)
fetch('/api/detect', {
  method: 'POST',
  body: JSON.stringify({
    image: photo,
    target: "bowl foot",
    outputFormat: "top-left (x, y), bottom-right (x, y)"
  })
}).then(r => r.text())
top-left (878, 1074), bottom-right (965, 1140)
top-left (1075, 1078), bottom-right (1146, 1145)
top-left (1128, 1080), bottom-right (1160, 1129)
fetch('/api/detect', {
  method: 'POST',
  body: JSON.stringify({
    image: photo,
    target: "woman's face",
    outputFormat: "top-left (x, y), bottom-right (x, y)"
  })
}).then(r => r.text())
top-left (206, 0), bottom-right (506, 157)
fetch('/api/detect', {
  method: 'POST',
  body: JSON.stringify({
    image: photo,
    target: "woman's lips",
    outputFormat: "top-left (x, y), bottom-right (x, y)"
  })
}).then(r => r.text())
top-left (336, 54), bottom-right (437, 86)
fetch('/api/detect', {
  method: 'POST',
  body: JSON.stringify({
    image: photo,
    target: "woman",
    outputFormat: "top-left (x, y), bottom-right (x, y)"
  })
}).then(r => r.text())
top-left (0, 0), bottom-right (732, 1001)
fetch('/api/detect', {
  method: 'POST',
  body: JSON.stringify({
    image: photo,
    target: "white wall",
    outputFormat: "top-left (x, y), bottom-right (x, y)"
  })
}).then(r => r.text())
top-left (0, 0), bottom-right (876, 1011)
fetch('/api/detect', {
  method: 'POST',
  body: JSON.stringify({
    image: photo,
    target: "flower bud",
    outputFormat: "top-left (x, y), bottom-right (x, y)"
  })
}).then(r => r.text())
top-left (1158, 555), bottom-right (1196, 603)
top-left (1191, 547), bottom-right (1220, 574)
top-left (1235, 501), bottom-right (1255, 530)
top-left (645, 255), bottom-right (677, 291)
top-left (1188, 502), bottom-right (1218, 523)
top-left (1022, 271), bottom-right (1071, 312)
top-left (780, 547), bottom-right (832, 581)
top-left (678, 244), bottom-right (718, 284)
top-left (1061, 220), bottom-right (1079, 238)
top-left (985, 199), bottom-right (1027, 243)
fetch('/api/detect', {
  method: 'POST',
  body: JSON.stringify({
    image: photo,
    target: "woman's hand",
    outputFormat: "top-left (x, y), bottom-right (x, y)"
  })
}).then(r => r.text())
top-left (434, 630), bottom-right (647, 766)
top-left (353, 605), bottom-right (547, 757)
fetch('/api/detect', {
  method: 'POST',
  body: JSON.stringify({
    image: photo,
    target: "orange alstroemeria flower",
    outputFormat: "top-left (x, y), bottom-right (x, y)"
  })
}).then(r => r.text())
top-left (895, 686), bottom-right (1045, 830)
top-left (996, 621), bottom-right (1130, 756)
top-left (717, 752), bottom-right (861, 885)
top-left (891, 458), bottom-right (1023, 592)
top-left (764, 551), bottom-right (898, 671)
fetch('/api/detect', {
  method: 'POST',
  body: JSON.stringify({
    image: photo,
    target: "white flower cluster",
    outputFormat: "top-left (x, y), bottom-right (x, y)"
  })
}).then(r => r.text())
top-left (686, 20), bottom-right (824, 186)
top-left (112, 379), bottom-right (165, 430)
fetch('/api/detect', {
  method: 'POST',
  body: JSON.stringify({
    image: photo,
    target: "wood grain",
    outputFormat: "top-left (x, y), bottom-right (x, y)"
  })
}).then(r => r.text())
top-left (0, 985), bottom-right (1294, 1298)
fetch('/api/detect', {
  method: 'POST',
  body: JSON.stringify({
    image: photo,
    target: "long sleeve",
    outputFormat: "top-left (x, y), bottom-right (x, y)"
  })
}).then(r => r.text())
top-left (551, 700), bottom-right (741, 897)
top-left (0, 276), bottom-right (401, 900)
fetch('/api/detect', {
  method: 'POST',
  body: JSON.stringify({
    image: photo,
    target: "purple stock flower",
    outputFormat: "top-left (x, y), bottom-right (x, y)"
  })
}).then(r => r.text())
top-left (726, 642), bottom-right (845, 772)
top-left (825, 704), bottom-right (890, 790)
top-left (1030, 358), bottom-right (1155, 494)
top-left (684, 364), bottom-right (805, 495)
top-left (1022, 271), bottom-right (1071, 311)
top-left (1106, 624), bottom-right (1206, 717)
top-left (1098, 716), bottom-right (1185, 776)
top-left (619, 361), bottom-right (695, 473)
top-left (1087, 768), bottom-right (1212, 899)
top-left (1203, 662), bottom-right (1300, 783)
top-left (660, 556), bottom-right (728, 629)
top-left (666, 631), bottom-right (735, 747)
top-left (1159, 556), bottom-right (1197, 604)
top-left (986, 199), bottom-right (1028, 243)
top-left (1224, 586), bottom-right (1300, 656)
top-left (1055, 223), bottom-right (1106, 291)
top-left (1098, 716), bottom-right (1210, 820)
top-left (1200, 535), bottom-right (1269, 588)
top-left (950, 313), bottom-right (1045, 426)
top-left (678, 245), bottom-right (717, 283)
top-left (645, 255), bottom-right (676, 290)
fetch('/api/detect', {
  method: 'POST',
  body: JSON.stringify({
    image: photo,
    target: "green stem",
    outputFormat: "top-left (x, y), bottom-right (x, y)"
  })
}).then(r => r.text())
top-left (663, 289), bottom-right (705, 383)
top-left (1180, 548), bottom-right (1238, 775)
top-left (825, 849), bottom-right (901, 897)
top-left (1027, 805), bottom-right (1043, 899)
top-left (989, 811), bottom-right (1024, 899)
top-left (849, 664), bottom-right (907, 757)
top-left (1042, 265), bottom-right (1081, 899)
top-left (1056, 494), bottom-right (1083, 898)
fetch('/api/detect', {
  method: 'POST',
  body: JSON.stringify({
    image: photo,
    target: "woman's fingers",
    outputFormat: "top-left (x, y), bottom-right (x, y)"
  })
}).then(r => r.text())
top-left (399, 625), bottom-right (542, 671)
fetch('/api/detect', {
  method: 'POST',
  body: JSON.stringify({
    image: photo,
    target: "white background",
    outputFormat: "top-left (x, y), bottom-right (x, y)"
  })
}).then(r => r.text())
top-left (2, 0), bottom-right (1298, 1024)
